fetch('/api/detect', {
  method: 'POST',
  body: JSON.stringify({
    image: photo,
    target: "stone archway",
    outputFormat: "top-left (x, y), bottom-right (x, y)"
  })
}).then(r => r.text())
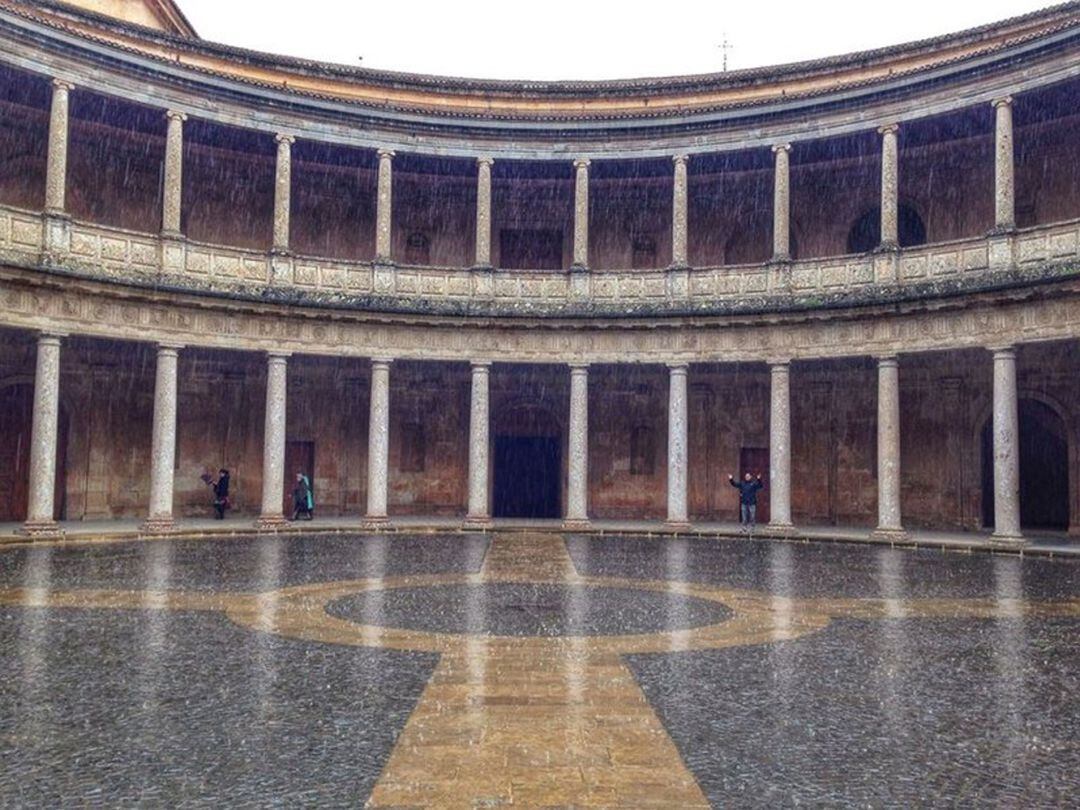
top-left (491, 402), bottom-right (563, 519)
top-left (980, 398), bottom-right (1070, 531)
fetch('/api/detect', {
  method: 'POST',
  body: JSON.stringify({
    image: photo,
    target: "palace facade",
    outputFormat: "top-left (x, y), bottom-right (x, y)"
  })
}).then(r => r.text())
top-left (1, 0), bottom-right (1079, 542)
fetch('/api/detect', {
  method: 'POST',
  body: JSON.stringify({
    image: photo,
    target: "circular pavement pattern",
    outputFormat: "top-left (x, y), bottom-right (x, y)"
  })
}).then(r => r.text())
top-left (325, 582), bottom-right (734, 637)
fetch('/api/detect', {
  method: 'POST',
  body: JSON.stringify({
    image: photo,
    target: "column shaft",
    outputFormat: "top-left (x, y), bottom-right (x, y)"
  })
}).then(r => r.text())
top-left (666, 364), bottom-right (689, 526)
top-left (162, 111), bottom-right (186, 236)
top-left (879, 124), bottom-right (899, 247)
top-left (375, 149), bottom-right (395, 261)
top-left (366, 359), bottom-right (392, 521)
top-left (771, 144), bottom-right (791, 260)
top-left (256, 353), bottom-right (289, 528)
top-left (466, 362), bottom-right (491, 522)
top-left (23, 334), bottom-right (62, 534)
top-left (566, 364), bottom-right (589, 525)
top-left (572, 159), bottom-right (590, 270)
top-left (475, 157), bottom-right (494, 267)
top-left (143, 344), bottom-right (180, 531)
top-left (671, 155), bottom-right (689, 267)
top-left (45, 80), bottom-right (73, 214)
top-left (991, 347), bottom-right (1023, 543)
top-left (769, 362), bottom-right (793, 528)
top-left (272, 134), bottom-right (294, 252)
top-left (993, 98), bottom-right (1015, 231)
top-left (876, 357), bottom-right (903, 534)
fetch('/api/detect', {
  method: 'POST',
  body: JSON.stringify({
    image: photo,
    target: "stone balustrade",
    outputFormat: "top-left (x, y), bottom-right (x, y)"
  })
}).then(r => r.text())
top-left (2, 204), bottom-right (1080, 317)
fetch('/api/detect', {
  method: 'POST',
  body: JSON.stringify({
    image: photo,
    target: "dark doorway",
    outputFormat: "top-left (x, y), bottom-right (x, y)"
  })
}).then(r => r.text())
top-left (499, 228), bottom-right (564, 270)
top-left (739, 446), bottom-right (770, 524)
top-left (284, 440), bottom-right (315, 515)
top-left (981, 399), bottom-right (1069, 530)
top-left (493, 436), bottom-right (561, 518)
top-left (846, 204), bottom-right (928, 253)
top-left (0, 383), bottom-right (66, 522)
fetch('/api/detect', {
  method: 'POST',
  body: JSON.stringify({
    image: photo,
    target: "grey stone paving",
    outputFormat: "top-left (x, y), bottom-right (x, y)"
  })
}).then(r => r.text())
top-left (0, 532), bottom-right (1076, 806)
top-left (326, 582), bottom-right (733, 637)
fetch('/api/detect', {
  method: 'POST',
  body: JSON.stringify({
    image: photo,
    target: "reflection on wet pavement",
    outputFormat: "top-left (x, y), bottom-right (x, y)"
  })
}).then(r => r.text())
top-left (0, 532), bottom-right (1076, 806)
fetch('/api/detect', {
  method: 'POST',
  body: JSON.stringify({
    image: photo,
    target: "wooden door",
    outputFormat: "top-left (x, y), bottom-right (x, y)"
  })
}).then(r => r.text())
top-left (739, 446), bottom-right (770, 524)
top-left (284, 440), bottom-right (315, 515)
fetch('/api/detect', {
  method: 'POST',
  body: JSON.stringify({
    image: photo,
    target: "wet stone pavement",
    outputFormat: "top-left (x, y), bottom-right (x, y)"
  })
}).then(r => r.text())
top-left (0, 531), bottom-right (1076, 807)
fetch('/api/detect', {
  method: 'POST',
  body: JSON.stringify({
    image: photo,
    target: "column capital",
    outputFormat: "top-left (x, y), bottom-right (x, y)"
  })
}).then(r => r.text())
top-left (877, 122), bottom-right (899, 136)
top-left (165, 109), bottom-right (188, 123)
top-left (672, 154), bottom-right (690, 166)
top-left (667, 362), bottom-right (689, 373)
top-left (988, 344), bottom-right (1017, 358)
top-left (37, 331), bottom-right (65, 345)
top-left (569, 362), bottom-right (590, 373)
top-left (371, 356), bottom-right (395, 368)
top-left (157, 342), bottom-right (184, 354)
top-left (51, 78), bottom-right (74, 92)
top-left (267, 350), bottom-right (291, 361)
top-left (470, 360), bottom-right (492, 371)
top-left (991, 96), bottom-right (1014, 109)
top-left (476, 156), bottom-right (495, 168)
top-left (771, 143), bottom-right (791, 155)
top-left (275, 132), bottom-right (296, 146)
top-left (377, 148), bottom-right (396, 160)
top-left (767, 358), bottom-right (791, 369)
top-left (876, 354), bottom-right (899, 367)
top-left (573, 158), bottom-right (591, 170)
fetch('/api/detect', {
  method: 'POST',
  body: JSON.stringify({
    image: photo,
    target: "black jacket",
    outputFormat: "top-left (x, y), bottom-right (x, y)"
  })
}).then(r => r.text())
top-left (730, 477), bottom-right (764, 505)
top-left (213, 474), bottom-right (230, 500)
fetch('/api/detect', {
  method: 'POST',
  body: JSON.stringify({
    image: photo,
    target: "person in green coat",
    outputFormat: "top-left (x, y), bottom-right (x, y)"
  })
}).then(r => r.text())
top-left (291, 471), bottom-right (314, 521)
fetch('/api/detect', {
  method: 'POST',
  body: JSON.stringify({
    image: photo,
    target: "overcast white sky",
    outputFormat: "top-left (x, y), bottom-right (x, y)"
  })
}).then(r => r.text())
top-left (176, 0), bottom-right (1055, 80)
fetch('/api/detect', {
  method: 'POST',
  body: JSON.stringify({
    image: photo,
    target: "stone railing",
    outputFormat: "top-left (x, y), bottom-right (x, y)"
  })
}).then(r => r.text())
top-left (2, 204), bottom-right (1079, 317)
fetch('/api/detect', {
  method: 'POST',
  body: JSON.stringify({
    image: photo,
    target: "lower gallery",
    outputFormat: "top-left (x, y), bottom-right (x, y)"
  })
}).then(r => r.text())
top-left (1, 0), bottom-right (1079, 805)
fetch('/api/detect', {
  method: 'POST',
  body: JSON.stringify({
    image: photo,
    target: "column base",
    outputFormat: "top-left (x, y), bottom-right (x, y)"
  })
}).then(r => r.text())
top-left (254, 515), bottom-right (289, 531)
top-left (139, 516), bottom-right (178, 535)
top-left (765, 522), bottom-right (797, 536)
top-left (562, 518), bottom-right (592, 531)
top-left (361, 516), bottom-right (393, 531)
top-left (989, 532), bottom-right (1026, 549)
top-left (869, 527), bottom-right (909, 543)
top-left (17, 520), bottom-right (65, 538)
top-left (663, 521), bottom-right (692, 532)
top-left (462, 516), bottom-right (494, 530)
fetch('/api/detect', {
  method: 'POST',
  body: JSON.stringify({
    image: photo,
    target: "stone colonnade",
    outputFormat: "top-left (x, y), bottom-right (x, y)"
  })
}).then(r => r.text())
top-left (15, 334), bottom-right (1027, 548)
top-left (37, 78), bottom-right (1019, 269)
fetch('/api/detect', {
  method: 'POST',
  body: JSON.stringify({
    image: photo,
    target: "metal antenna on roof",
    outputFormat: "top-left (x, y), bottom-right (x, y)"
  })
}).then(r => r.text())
top-left (719, 34), bottom-right (731, 72)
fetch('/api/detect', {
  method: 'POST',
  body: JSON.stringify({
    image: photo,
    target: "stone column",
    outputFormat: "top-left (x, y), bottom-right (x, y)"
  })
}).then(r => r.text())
top-left (45, 79), bottom-right (73, 215)
top-left (872, 356), bottom-right (905, 539)
top-left (671, 154), bottom-right (690, 268)
top-left (879, 124), bottom-right (899, 248)
top-left (365, 358), bottom-right (392, 526)
top-left (375, 149), bottom-right (395, 261)
top-left (161, 110), bottom-right (186, 237)
top-left (272, 133), bottom-right (294, 253)
top-left (565, 363), bottom-right (590, 528)
top-left (991, 347), bottom-right (1024, 546)
top-left (20, 333), bottom-right (64, 537)
top-left (141, 343), bottom-right (182, 534)
top-left (771, 144), bottom-right (791, 261)
top-left (572, 158), bottom-right (590, 270)
top-left (666, 363), bottom-right (690, 528)
top-left (255, 352), bottom-right (289, 530)
top-left (474, 157), bottom-right (494, 268)
top-left (992, 97), bottom-right (1015, 231)
top-left (769, 361), bottom-right (794, 530)
top-left (465, 361), bottom-right (491, 525)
